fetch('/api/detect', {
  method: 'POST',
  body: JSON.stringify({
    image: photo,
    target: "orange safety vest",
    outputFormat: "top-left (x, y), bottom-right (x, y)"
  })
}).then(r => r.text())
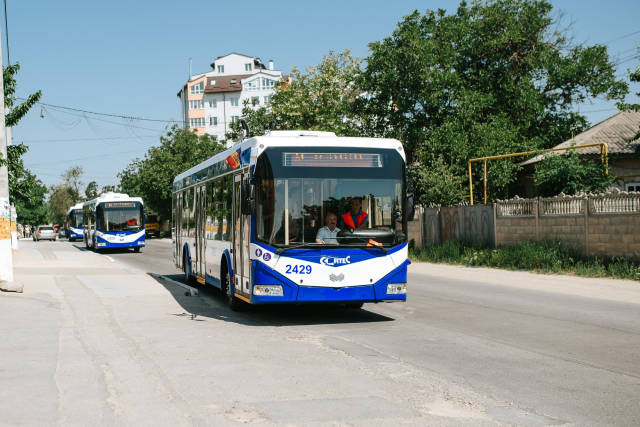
top-left (341, 210), bottom-right (367, 229)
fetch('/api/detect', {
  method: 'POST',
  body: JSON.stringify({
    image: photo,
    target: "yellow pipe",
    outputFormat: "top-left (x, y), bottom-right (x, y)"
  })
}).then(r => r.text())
top-left (467, 142), bottom-right (609, 205)
top-left (469, 161), bottom-right (474, 205)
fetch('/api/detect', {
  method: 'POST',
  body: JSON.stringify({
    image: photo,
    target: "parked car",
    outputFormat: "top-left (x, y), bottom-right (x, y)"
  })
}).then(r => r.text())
top-left (33, 225), bottom-right (57, 242)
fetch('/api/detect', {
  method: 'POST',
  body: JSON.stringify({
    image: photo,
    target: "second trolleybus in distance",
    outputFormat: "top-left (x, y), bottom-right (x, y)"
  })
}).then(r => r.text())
top-left (173, 130), bottom-right (415, 310)
top-left (83, 192), bottom-right (146, 252)
top-left (67, 202), bottom-right (84, 241)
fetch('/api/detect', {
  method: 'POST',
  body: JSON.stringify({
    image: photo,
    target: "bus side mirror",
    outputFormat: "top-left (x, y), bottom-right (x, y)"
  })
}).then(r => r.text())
top-left (241, 184), bottom-right (255, 215)
top-left (405, 193), bottom-right (415, 222)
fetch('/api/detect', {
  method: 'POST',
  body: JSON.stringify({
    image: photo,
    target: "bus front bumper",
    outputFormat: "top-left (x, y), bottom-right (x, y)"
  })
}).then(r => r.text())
top-left (249, 260), bottom-right (409, 305)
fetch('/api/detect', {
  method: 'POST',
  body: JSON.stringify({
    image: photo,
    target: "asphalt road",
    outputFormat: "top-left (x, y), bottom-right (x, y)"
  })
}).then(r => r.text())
top-left (53, 238), bottom-right (640, 426)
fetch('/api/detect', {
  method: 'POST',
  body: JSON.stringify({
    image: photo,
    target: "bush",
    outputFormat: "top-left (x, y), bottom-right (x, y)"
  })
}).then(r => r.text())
top-left (410, 240), bottom-right (640, 281)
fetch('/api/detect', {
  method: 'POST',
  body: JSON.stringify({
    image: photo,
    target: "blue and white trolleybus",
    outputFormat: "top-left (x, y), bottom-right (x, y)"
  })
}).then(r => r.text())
top-left (172, 130), bottom-right (414, 310)
top-left (67, 203), bottom-right (84, 241)
top-left (83, 193), bottom-right (146, 252)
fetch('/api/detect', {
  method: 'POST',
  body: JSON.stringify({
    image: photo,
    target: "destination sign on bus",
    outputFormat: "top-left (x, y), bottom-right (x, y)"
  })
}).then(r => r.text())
top-left (104, 202), bottom-right (136, 208)
top-left (283, 153), bottom-right (383, 168)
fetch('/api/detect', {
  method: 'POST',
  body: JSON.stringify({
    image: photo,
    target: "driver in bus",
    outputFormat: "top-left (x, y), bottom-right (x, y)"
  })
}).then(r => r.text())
top-left (315, 212), bottom-right (340, 244)
top-left (339, 197), bottom-right (368, 230)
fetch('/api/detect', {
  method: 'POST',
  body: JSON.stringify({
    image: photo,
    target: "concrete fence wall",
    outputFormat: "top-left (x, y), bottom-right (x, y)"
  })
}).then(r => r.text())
top-left (408, 189), bottom-right (640, 260)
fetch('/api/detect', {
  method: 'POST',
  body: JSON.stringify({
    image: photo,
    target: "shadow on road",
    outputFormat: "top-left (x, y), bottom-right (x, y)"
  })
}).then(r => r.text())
top-left (150, 273), bottom-right (396, 327)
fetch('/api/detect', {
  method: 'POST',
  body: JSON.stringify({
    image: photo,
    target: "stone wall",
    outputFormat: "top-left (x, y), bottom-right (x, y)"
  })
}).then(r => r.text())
top-left (408, 190), bottom-right (640, 260)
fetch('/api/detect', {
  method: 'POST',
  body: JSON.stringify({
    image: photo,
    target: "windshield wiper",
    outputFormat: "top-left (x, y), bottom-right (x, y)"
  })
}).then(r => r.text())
top-left (338, 236), bottom-right (388, 253)
top-left (274, 243), bottom-right (324, 254)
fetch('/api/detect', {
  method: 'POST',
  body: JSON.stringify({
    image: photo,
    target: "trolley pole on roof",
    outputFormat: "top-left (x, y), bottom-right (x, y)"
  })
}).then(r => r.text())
top-left (0, 30), bottom-right (14, 284)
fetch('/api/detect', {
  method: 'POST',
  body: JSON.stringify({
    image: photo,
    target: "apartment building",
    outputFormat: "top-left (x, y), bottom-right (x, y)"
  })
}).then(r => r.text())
top-left (177, 53), bottom-right (284, 144)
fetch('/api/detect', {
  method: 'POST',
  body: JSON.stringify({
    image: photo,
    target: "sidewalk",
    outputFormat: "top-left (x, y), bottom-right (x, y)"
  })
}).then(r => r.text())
top-left (409, 261), bottom-right (640, 305)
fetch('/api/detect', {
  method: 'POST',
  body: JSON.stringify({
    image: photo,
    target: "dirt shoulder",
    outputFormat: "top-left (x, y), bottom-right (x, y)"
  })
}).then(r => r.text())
top-left (409, 261), bottom-right (640, 305)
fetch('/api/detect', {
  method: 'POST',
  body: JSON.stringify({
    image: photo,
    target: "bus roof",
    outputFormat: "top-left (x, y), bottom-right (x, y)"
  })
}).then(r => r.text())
top-left (173, 132), bottom-right (405, 191)
top-left (69, 203), bottom-right (84, 211)
top-left (82, 192), bottom-right (144, 207)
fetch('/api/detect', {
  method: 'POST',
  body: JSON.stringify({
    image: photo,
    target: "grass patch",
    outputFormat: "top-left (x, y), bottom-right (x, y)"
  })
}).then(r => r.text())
top-left (409, 240), bottom-right (640, 281)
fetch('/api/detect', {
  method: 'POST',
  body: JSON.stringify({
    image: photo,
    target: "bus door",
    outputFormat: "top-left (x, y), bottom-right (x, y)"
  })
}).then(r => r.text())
top-left (196, 185), bottom-right (206, 277)
top-left (232, 173), bottom-right (251, 299)
top-left (176, 192), bottom-right (183, 268)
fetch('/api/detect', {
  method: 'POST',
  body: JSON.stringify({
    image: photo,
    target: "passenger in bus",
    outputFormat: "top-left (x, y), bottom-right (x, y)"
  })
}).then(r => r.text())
top-left (340, 197), bottom-right (368, 230)
top-left (315, 212), bottom-right (340, 244)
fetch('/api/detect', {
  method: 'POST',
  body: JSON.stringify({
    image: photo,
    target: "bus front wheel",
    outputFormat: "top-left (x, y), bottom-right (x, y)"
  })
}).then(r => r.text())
top-left (134, 247), bottom-right (141, 253)
top-left (223, 267), bottom-right (243, 312)
top-left (345, 303), bottom-right (364, 309)
top-left (183, 254), bottom-right (196, 286)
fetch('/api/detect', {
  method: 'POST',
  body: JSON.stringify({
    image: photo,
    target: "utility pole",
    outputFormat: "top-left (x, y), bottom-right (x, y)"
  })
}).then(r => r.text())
top-left (0, 29), bottom-right (13, 283)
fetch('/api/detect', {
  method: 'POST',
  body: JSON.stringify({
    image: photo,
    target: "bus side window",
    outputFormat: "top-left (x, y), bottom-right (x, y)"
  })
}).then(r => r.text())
top-left (214, 178), bottom-right (223, 241)
top-left (182, 188), bottom-right (189, 238)
top-left (205, 181), bottom-right (213, 240)
top-left (222, 176), bottom-right (232, 242)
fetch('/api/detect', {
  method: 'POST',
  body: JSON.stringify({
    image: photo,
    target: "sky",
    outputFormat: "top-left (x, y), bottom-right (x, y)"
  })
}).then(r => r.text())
top-left (5, 0), bottom-right (640, 190)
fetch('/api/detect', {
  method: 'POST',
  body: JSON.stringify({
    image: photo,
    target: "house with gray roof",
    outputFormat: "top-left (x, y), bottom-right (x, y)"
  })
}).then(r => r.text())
top-left (516, 110), bottom-right (640, 197)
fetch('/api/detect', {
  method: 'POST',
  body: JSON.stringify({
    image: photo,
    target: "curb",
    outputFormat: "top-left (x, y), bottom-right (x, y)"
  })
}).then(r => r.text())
top-left (149, 273), bottom-right (199, 297)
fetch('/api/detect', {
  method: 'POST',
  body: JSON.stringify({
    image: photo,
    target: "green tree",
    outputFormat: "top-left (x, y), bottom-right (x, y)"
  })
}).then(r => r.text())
top-left (534, 147), bottom-right (614, 197)
top-left (101, 185), bottom-right (116, 194)
top-left (6, 144), bottom-right (47, 225)
top-left (85, 181), bottom-right (99, 199)
top-left (118, 125), bottom-right (225, 219)
top-left (61, 166), bottom-right (84, 202)
top-left (357, 0), bottom-right (628, 205)
top-left (48, 183), bottom-right (75, 225)
top-left (4, 63), bottom-right (42, 128)
top-left (226, 50), bottom-right (363, 141)
top-left (47, 166), bottom-right (85, 224)
top-left (1, 63), bottom-right (46, 225)
top-left (617, 47), bottom-right (640, 143)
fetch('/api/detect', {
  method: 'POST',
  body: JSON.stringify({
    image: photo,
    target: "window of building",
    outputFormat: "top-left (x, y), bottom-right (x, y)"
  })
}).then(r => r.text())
top-left (210, 80), bottom-right (216, 86)
top-left (245, 63), bottom-right (252, 71)
top-left (189, 100), bottom-right (204, 110)
top-left (251, 96), bottom-right (259, 105)
top-left (263, 96), bottom-right (270, 103)
top-left (217, 65), bottom-right (224, 73)
top-left (261, 78), bottom-right (276, 90)
top-left (626, 183), bottom-right (640, 192)
top-left (189, 82), bottom-right (204, 95)
top-left (231, 116), bottom-right (239, 123)
top-left (230, 78), bottom-right (237, 84)
top-left (209, 99), bottom-right (217, 108)
top-left (189, 118), bottom-right (205, 127)
top-left (245, 79), bottom-right (260, 91)
top-left (210, 117), bottom-right (218, 126)
top-left (230, 98), bottom-right (239, 107)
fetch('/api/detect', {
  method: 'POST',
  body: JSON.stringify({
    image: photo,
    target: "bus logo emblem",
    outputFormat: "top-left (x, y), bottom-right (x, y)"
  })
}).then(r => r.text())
top-left (330, 274), bottom-right (344, 282)
top-left (320, 256), bottom-right (351, 266)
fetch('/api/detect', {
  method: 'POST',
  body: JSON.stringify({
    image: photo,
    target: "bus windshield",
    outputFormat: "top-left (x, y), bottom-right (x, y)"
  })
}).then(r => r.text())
top-left (254, 147), bottom-right (406, 248)
top-left (69, 211), bottom-right (83, 228)
top-left (96, 202), bottom-right (144, 233)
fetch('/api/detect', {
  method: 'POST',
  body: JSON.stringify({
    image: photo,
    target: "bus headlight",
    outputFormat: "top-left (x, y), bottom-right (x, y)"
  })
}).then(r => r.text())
top-left (387, 284), bottom-right (406, 294)
top-left (253, 285), bottom-right (284, 297)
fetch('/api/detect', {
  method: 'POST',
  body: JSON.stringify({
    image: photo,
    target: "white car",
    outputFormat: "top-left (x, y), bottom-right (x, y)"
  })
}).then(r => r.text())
top-left (33, 225), bottom-right (57, 242)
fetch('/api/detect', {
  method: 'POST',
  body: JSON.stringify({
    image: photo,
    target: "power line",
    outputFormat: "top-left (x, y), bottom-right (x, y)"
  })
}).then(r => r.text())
top-left (603, 30), bottom-right (640, 45)
top-left (20, 98), bottom-right (186, 125)
top-left (18, 137), bottom-right (139, 144)
top-left (26, 148), bottom-right (146, 167)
